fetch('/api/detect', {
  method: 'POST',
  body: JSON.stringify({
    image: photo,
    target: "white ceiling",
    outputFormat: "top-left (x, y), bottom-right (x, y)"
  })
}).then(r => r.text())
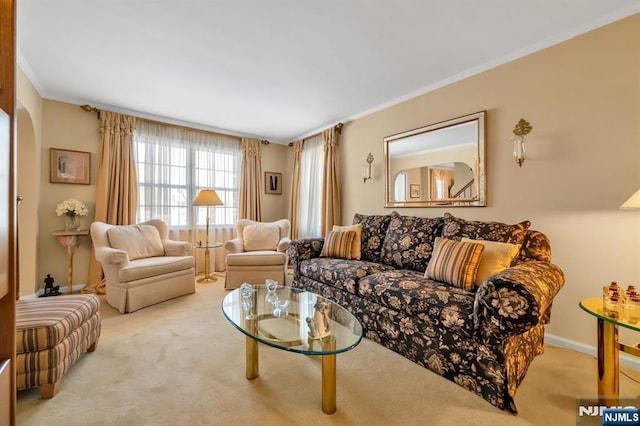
top-left (17, 1), bottom-right (640, 144)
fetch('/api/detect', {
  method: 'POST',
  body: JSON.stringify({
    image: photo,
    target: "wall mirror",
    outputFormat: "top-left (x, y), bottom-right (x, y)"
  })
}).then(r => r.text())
top-left (384, 110), bottom-right (486, 208)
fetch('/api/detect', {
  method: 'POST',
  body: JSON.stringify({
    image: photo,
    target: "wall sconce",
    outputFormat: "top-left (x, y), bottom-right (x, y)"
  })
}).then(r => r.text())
top-left (362, 152), bottom-right (374, 183)
top-left (512, 118), bottom-right (532, 167)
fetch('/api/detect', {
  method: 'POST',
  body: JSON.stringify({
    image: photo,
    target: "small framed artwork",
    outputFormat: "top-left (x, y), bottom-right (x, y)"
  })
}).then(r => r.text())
top-left (265, 172), bottom-right (282, 195)
top-left (50, 148), bottom-right (91, 184)
top-left (410, 184), bottom-right (421, 198)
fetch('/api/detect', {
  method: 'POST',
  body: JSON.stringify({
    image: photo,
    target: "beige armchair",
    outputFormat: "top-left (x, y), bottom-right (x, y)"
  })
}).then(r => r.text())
top-left (90, 219), bottom-right (195, 313)
top-left (224, 219), bottom-right (291, 289)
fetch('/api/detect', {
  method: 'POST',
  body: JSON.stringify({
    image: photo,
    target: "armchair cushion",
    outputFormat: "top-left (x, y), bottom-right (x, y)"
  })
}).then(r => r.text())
top-left (118, 255), bottom-right (195, 282)
top-left (243, 223), bottom-right (280, 251)
top-left (107, 224), bottom-right (164, 260)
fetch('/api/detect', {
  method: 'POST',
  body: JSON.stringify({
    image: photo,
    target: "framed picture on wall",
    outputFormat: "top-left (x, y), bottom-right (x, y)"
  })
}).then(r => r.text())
top-left (50, 148), bottom-right (91, 184)
top-left (410, 184), bottom-right (421, 198)
top-left (265, 172), bottom-right (282, 195)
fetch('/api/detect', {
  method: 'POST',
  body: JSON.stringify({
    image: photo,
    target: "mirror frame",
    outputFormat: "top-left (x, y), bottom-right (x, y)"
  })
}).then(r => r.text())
top-left (384, 110), bottom-right (486, 208)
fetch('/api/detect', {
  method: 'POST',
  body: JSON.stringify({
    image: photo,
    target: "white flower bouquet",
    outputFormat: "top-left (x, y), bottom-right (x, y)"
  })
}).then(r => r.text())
top-left (56, 198), bottom-right (89, 217)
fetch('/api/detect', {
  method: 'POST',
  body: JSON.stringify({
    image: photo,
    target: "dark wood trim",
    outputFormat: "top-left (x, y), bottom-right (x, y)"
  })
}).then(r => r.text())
top-left (0, 0), bottom-right (17, 424)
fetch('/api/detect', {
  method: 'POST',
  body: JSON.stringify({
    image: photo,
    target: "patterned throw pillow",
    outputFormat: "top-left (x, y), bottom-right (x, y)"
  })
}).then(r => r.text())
top-left (442, 212), bottom-right (531, 245)
top-left (425, 237), bottom-right (485, 291)
top-left (461, 238), bottom-right (520, 286)
top-left (320, 230), bottom-right (357, 259)
top-left (352, 213), bottom-right (392, 263)
top-left (379, 211), bottom-right (443, 271)
top-left (332, 223), bottom-right (362, 260)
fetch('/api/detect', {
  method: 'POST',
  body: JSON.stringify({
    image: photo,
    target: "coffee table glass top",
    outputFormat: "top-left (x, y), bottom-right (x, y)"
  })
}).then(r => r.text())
top-left (579, 297), bottom-right (640, 332)
top-left (222, 285), bottom-right (363, 355)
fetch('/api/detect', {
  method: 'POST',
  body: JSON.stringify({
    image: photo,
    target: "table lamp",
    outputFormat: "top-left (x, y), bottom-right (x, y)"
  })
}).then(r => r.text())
top-left (192, 189), bottom-right (224, 283)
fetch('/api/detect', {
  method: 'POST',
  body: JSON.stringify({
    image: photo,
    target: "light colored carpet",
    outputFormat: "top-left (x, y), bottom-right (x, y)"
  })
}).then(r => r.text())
top-left (16, 280), bottom-right (640, 426)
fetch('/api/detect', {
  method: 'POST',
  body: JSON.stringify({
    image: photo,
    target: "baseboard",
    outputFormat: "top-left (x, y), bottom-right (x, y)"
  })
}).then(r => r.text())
top-left (545, 332), bottom-right (640, 371)
top-left (24, 283), bottom-right (87, 299)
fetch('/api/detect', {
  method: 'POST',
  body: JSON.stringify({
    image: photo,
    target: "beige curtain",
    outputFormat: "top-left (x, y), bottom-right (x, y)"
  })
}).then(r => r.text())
top-left (84, 111), bottom-right (138, 294)
top-left (429, 168), bottom-right (455, 200)
top-left (321, 128), bottom-right (340, 235)
top-left (288, 140), bottom-right (304, 239)
top-left (239, 138), bottom-right (262, 221)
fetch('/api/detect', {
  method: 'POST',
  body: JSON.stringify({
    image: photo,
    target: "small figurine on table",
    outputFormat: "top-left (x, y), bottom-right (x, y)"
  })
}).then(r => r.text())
top-left (41, 274), bottom-right (61, 297)
top-left (306, 301), bottom-right (332, 341)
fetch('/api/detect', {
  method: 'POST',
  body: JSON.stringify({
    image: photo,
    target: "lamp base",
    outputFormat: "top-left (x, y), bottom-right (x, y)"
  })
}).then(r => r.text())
top-left (197, 275), bottom-right (218, 283)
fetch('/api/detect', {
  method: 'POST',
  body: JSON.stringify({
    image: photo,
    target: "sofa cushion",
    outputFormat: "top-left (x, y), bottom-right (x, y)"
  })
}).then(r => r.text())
top-left (442, 212), bottom-right (531, 245)
top-left (352, 213), bottom-right (392, 263)
top-left (107, 224), bottom-right (164, 260)
top-left (380, 211), bottom-right (443, 272)
top-left (425, 237), bottom-right (485, 291)
top-left (243, 223), bottom-right (280, 251)
top-left (332, 223), bottom-right (362, 260)
top-left (299, 258), bottom-right (395, 295)
top-left (462, 238), bottom-right (521, 286)
top-left (358, 269), bottom-right (477, 336)
top-left (320, 230), bottom-right (357, 259)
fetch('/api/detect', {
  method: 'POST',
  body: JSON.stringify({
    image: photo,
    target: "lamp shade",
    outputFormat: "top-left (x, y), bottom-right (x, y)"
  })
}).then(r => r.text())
top-left (192, 189), bottom-right (224, 206)
top-left (620, 188), bottom-right (640, 210)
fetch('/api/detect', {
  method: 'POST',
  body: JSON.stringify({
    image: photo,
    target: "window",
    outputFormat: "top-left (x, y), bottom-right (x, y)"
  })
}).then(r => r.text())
top-left (394, 173), bottom-right (407, 201)
top-left (298, 134), bottom-right (324, 238)
top-left (134, 121), bottom-right (241, 228)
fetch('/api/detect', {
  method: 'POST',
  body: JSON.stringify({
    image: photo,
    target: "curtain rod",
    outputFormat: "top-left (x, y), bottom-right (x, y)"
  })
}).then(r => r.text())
top-left (287, 122), bottom-right (343, 147)
top-left (79, 104), bottom-right (271, 145)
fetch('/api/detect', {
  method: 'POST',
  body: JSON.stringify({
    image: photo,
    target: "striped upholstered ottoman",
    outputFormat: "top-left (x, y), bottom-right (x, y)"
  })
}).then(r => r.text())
top-left (16, 294), bottom-right (101, 398)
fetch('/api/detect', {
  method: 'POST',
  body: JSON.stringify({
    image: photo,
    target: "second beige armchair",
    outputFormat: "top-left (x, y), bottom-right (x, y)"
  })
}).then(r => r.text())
top-left (224, 219), bottom-right (291, 289)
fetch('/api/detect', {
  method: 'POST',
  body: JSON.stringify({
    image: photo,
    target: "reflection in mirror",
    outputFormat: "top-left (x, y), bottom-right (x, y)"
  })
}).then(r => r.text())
top-left (384, 111), bottom-right (486, 207)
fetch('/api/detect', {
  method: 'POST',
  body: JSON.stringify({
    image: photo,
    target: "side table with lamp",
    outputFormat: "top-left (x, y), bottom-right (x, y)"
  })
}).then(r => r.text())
top-left (192, 189), bottom-right (224, 283)
top-left (578, 187), bottom-right (640, 405)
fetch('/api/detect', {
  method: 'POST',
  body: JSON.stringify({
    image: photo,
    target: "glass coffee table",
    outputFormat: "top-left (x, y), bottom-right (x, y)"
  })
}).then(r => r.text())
top-left (221, 285), bottom-right (363, 414)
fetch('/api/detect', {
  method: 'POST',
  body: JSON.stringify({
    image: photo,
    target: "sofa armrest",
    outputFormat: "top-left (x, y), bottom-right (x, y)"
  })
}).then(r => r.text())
top-left (94, 246), bottom-right (129, 265)
top-left (473, 261), bottom-right (565, 338)
top-left (277, 237), bottom-right (291, 253)
top-left (287, 238), bottom-right (325, 278)
top-left (224, 238), bottom-right (244, 253)
top-left (164, 240), bottom-right (193, 256)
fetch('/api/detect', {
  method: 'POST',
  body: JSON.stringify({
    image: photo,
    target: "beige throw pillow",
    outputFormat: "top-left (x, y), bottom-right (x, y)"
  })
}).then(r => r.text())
top-left (107, 224), bottom-right (164, 260)
top-left (243, 223), bottom-right (280, 251)
top-left (462, 237), bottom-right (521, 286)
top-left (332, 223), bottom-right (362, 260)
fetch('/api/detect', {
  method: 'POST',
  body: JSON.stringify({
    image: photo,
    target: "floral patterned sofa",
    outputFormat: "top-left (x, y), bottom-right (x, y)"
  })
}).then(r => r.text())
top-left (288, 211), bottom-right (565, 412)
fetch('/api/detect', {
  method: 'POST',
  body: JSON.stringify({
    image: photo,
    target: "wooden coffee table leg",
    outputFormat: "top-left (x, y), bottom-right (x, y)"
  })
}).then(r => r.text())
top-left (321, 336), bottom-right (337, 414)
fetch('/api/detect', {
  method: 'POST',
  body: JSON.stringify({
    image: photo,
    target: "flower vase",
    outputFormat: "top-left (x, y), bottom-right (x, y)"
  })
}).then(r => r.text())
top-left (65, 214), bottom-right (80, 231)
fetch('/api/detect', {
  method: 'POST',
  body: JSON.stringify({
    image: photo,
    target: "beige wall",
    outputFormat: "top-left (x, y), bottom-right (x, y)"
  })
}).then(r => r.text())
top-left (260, 142), bottom-right (290, 222)
top-left (16, 68), bottom-right (43, 296)
top-left (38, 100), bottom-right (101, 293)
top-left (339, 14), bottom-right (640, 349)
